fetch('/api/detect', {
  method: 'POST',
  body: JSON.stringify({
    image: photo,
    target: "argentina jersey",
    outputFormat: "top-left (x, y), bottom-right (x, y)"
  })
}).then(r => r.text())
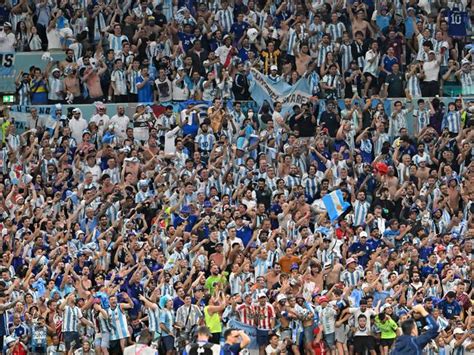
top-left (108, 306), bottom-right (130, 340)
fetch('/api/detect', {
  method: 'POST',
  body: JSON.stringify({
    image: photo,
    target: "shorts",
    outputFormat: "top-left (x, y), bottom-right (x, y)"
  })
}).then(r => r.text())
top-left (162, 335), bottom-right (175, 351)
top-left (63, 331), bottom-right (80, 350)
top-left (380, 338), bottom-right (395, 347)
top-left (303, 325), bottom-right (315, 343)
top-left (256, 329), bottom-right (270, 346)
top-left (363, 72), bottom-right (377, 83)
top-left (353, 336), bottom-right (375, 354)
top-left (95, 332), bottom-right (110, 348)
top-left (324, 332), bottom-right (336, 348)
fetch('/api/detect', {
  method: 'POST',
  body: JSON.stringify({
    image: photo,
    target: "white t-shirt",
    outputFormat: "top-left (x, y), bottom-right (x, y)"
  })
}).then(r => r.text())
top-left (363, 50), bottom-right (380, 77)
top-left (423, 59), bottom-right (440, 82)
top-left (110, 114), bottom-right (130, 140)
top-left (215, 45), bottom-right (233, 65)
top-left (349, 307), bottom-right (376, 336)
top-left (0, 32), bottom-right (16, 52)
top-left (47, 29), bottom-right (62, 50)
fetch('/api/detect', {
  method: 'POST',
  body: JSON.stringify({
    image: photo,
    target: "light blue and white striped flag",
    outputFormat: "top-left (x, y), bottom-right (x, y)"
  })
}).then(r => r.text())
top-left (322, 189), bottom-right (350, 222)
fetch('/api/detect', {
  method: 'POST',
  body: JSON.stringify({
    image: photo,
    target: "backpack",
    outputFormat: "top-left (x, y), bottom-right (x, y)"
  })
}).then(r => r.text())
top-left (188, 342), bottom-right (215, 355)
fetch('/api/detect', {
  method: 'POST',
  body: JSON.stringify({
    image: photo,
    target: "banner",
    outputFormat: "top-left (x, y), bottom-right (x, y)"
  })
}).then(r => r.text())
top-left (0, 53), bottom-right (16, 93)
top-left (227, 319), bottom-right (258, 349)
top-left (248, 68), bottom-right (313, 113)
top-left (9, 105), bottom-right (57, 134)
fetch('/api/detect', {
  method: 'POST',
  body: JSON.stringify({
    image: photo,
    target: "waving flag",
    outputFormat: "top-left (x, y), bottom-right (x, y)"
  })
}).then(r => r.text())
top-left (322, 189), bottom-right (350, 222)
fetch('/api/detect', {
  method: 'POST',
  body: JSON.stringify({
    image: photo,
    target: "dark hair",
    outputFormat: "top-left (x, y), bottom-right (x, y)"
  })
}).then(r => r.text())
top-left (224, 328), bottom-right (237, 340)
top-left (138, 329), bottom-right (153, 345)
top-left (401, 319), bottom-right (415, 335)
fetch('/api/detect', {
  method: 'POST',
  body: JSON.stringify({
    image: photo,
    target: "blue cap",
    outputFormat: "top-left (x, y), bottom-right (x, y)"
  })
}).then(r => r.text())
top-left (203, 201), bottom-right (212, 208)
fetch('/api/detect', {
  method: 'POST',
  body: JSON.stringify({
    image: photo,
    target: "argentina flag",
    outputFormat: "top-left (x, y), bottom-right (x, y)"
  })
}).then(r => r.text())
top-left (322, 189), bottom-right (350, 222)
top-left (248, 69), bottom-right (313, 114)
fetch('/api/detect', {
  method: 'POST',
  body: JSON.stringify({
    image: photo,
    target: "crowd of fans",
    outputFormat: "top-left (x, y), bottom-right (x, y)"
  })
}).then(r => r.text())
top-left (0, 0), bottom-right (473, 354)
top-left (1, 0), bottom-right (472, 103)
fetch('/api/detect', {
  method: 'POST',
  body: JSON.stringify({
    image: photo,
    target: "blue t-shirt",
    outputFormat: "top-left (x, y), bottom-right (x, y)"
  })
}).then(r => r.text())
top-left (236, 226), bottom-right (253, 246)
top-left (382, 55), bottom-right (399, 73)
top-left (178, 32), bottom-right (196, 52)
top-left (136, 76), bottom-right (153, 104)
top-left (376, 14), bottom-right (391, 32)
top-left (221, 343), bottom-right (242, 355)
top-left (230, 21), bottom-right (249, 41)
top-left (437, 299), bottom-right (461, 319)
top-left (447, 11), bottom-right (468, 36)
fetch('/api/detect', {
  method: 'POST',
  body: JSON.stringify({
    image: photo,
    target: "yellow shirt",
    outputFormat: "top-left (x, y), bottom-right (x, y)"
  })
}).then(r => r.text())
top-left (204, 306), bottom-right (222, 334)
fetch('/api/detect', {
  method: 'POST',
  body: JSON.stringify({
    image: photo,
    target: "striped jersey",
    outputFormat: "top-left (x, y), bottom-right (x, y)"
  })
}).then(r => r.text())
top-left (460, 70), bottom-right (474, 95)
top-left (316, 43), bottom-right (335, 67)
top-left (339, 43), bottom-right (353, 72)
top-left (62, 305), bottom-right (83, 332)
top-left (146, 307), bottom-right (161, 334)
top-left (108, 306), bottom-right (130, 340)
top-left (442, 111), bottom-right (461, 133)
top-left (414, 108), bottom-right (430, 130)
top-left (353, 200), bottom-right (370, 226)
top-left (108, 34), bottom-right (129, 54)
top-left (340, 267), bottom-right (364, 287)
top-left (326, 22), bottom-right (346, 42)
top-left (111, 69), bottom-right (127, 95)
top-left (252, 303), bottom-right (275, 330)
top-left (287, 28), bottom-right (298, 56)
top-left (195, 133), bottom-right (215, 152)
top-left (406, 72), bottom-right (422, 98)
top-left (216, 7), bottom-right (234, 33)
top-left (127, 69), bottom-right (140, 94)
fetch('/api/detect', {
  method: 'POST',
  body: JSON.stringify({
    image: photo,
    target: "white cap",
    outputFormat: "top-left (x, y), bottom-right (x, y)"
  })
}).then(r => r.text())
top-left (72, 108), bottom-right (81, 113)
top-left (453, 328), bottom-right (464, 335)
top-left (461, 58), bottom-right (471, 65)
top-left (258, 292), bottom-right (267, 298)
top-left (55, 103), bottom-right (62, 110)
top-left (247, 28), bottom-right (259, 42)
top-left (359, 231), bottom-right (368, 238)
top-left (276, 294), bottom-right (287, 302)
top-left (270, 65), bottom-right (278, 71)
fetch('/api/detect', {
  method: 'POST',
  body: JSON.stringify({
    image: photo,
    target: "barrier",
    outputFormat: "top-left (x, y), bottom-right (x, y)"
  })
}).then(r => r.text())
top-left (7, 97), bottom-right (472, 135)
top-left (0, 51), bottom-right (65, 93)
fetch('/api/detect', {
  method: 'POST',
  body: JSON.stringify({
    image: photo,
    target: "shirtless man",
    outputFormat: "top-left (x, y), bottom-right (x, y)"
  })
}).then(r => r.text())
top-left (385, 166), bottom-right (399, 199)
top-left (349, 7), bottom-right (374, 39)
top-left (447, 178), bottom-right (461, 213)
top-left (415, 159), bottom-right (430, 185)
top-left (295, 43), bottom-right (312, 76)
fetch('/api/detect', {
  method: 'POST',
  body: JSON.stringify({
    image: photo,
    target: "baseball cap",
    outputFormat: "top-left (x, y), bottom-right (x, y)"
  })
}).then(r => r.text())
top-left (453, 328), bottom-right (464, 335)
top-left (258, 292), bottom-right (267, 299)
top-left (270, 65), bottom-right (278, 71)
top-left (276, 294), bottom-right (287, 302)
top-left (318, 296), bottom-right (329, 304)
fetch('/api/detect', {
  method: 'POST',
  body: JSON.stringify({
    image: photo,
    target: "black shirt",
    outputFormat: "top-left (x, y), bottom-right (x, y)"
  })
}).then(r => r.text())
top-left (319, 110), bottom-right (341, 137)
top-left (386, 72), bottom-right (405, 98)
